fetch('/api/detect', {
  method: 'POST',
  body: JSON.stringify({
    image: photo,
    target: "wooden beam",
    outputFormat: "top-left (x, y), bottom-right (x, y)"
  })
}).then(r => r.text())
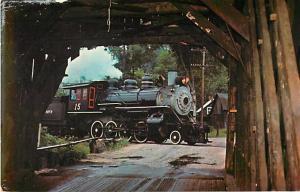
top-left (173, 3), bottom-right (241, 61)
top-left (180, 24), bottom-right (237, 67)
top-left (291, 1), bottom-right (300, 73)
top-left (255, 0), bottom-right (286, 190)
top-left (113, 15), bottom-right (185, 37)
top-left (199, 0), bottom-right (250, 41)
top-left (270, 0), bottom-right (300, 190)
top-left (247, 0), bottom-right (268, 190)
top-left (45, 34), bottom-right (196, 47)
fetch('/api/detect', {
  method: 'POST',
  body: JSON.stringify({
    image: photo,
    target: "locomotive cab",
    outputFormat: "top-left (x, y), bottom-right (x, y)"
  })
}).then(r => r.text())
top-left (63, 81), bottom-right (109, 112)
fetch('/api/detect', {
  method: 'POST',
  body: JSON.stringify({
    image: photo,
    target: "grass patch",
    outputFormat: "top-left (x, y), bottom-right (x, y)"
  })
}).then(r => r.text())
top-left (208, 127), bottom-right (227, 138)
top-left (106, 139), bottom-right (129, 151)
top-left (39, 132), bottom-right (90, 167)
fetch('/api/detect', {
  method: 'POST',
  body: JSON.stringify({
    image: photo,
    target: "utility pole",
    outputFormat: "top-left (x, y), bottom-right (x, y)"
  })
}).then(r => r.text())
top-left (200, 47), bottom-right (207, 129)
top-left (191, 47), bottom-right (210, 128)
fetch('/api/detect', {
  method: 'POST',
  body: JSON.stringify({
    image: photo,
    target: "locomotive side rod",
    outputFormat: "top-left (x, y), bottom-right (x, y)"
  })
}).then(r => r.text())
top-left (37, 137), bottom-right (120, 151)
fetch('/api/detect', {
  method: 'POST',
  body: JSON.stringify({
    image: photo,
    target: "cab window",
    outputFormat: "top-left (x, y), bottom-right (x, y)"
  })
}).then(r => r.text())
top-left (76, 89), bottom-right (82, 100)
top-left (70, 89), bottom-right (77, 101)
top-left (82, 88), bottom-right (88, 100)
top-left (88, 87), bottom-right (96, 108)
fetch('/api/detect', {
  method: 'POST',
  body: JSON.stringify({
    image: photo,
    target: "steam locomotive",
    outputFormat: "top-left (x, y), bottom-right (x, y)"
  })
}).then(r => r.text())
top-left (42, 71), bottom-right (209, 145)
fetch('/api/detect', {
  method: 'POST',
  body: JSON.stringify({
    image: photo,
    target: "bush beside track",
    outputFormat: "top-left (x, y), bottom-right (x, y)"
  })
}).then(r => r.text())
top-left (38, 130), bottom-right (130, 168)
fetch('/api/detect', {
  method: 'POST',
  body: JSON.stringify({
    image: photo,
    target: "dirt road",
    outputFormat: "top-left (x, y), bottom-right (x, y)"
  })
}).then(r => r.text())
top-left (50, 138), bottom-right (226, 191)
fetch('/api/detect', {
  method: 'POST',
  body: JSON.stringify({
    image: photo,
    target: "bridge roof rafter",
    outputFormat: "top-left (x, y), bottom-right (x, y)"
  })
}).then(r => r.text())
top-left (6, 0), bottom-right (248, 67)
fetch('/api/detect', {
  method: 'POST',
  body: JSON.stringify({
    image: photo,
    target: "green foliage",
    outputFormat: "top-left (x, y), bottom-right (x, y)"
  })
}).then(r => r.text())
top-left (55, 88), bottom-right (68, 97)
top-left (134, 68), bottom-right (145, 81)
top-left (208, 127), bottom-right (227, 138)
top-left (205, 61), bottom-right (228, 96)
top-left (106, 139), bottom-right (129, 151)
top-left (107, 44), bottom-right (227, 100)
top-left (40, 132), bottom-right (66, 147)
top-left (153, 47), bottom-right (177, 75)
top-left (72, 143), bottom-right (90, 159)
top-left (40, 132), bottom-right (89, 166)
top-left (192, 52), bottom-right (228, 104)
top-left (106, 44), bottom-right (177, 80)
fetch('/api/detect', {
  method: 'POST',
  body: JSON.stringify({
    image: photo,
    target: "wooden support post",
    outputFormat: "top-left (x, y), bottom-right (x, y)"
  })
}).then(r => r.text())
top-left (234, 57), bottom-right (248, 189)
top-left (255, 0), bottom-right (286, 190)
top-left (225, 80), bottom-right (236, 174)
top-left (240, 32), bottom-right (256, 191)
top-left (269, 0), bottom-right (300, 190)
top-left (247, 0), bottom-right (268, 190)
top-left (2, 8), bottom-right (70, 189)
top-left (248, 84), bottom-right (257, 191)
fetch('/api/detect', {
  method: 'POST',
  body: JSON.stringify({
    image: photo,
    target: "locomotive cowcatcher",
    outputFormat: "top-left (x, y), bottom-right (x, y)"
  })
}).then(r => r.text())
top-left (42, 71), bottom-right (210, 145)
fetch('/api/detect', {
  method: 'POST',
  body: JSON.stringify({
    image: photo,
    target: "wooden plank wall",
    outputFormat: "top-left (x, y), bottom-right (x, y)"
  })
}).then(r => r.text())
top-left (227, 0), bottom-right (300, 190)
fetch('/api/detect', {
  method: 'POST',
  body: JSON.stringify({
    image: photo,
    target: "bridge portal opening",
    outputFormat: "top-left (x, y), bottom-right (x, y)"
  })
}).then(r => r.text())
top-left (36, 44), bottom-right (228, 190)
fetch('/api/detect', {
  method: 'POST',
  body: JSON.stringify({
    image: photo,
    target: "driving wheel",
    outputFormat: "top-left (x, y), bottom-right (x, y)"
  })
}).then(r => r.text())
top-left (90, 121), bottom-right (104, 138)
top-left (170, 130), bottom-right (182, 145)
top-left (105, 121), bottom-right (118, 138)
top-left (134, 121), bottom-right (148, 143)
top-left (119, 123), bottom-right (132, 141)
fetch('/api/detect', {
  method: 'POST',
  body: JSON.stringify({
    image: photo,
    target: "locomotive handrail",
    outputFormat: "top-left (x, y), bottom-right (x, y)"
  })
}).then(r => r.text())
top-left (97, 103), bottom-right (122, 106)
top-left (37, 137), bottom-right (120, 151)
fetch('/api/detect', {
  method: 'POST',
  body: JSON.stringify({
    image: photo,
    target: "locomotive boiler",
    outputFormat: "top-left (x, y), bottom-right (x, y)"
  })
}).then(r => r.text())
top-left (42, 71), bottom-right (209, 145)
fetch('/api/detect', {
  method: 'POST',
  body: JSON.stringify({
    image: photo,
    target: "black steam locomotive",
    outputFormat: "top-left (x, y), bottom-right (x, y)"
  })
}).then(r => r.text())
top-left (42, 71), bottom-right (209, 145)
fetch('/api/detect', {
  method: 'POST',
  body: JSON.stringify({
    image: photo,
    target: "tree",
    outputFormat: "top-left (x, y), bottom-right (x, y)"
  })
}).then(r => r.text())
top-left (153, 47), bottom-right (177, 77)
top-left (107, 45), bottom-right (228, 101)
top-left (107, 45), bottom-right (159, 78)
top-left (205, 61), bottom-right (228, 97)
top-left (192, 53), bottom-right (228, 107)
top-left (106, 44), bottom-right (177, 80)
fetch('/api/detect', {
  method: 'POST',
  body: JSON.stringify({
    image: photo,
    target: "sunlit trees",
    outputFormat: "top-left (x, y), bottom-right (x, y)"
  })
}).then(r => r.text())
top-left (106, 45), bottom-right (228, 101)
top-left (106, 44), bottom-right (177, 80)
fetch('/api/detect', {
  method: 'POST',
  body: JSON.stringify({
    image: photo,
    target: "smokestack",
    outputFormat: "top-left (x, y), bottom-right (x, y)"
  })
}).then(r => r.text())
top-left (168, 70), bottom-right (178, 86)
